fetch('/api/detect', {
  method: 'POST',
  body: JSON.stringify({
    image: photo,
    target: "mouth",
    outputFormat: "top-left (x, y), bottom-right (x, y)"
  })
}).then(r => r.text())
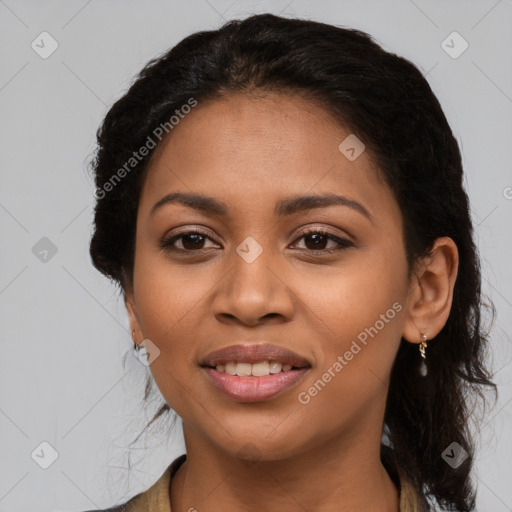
top-left (200, 343), bottom-right (311, 402)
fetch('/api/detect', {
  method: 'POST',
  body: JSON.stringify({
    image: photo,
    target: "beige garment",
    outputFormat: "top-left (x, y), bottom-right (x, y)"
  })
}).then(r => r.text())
top-left (88, 452), bottom-right (428, 511)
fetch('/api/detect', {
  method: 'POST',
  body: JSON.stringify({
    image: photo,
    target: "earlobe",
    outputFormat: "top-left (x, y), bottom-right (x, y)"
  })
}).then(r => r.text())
top-left (402, 236), bottom-right (459, 344)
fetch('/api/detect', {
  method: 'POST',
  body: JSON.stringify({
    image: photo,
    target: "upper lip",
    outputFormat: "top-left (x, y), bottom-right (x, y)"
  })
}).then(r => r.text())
top-left (201, 343), bottom-right (311, 368)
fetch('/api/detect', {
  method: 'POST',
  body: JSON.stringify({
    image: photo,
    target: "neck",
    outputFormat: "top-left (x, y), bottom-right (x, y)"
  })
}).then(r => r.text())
top-left (170, 427), bottom-right (399, 512)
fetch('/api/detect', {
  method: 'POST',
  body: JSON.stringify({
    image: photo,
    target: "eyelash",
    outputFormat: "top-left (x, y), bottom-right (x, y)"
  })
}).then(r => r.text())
top-left (159, 228), bottom-right (354, 255)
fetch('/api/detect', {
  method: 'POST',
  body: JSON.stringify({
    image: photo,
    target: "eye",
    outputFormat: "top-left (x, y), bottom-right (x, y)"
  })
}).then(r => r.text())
top-left (159, 228), bottom-right (219, 252)
top-left (160, 227), bottom-right (354, 255)
top-left (292, 229), bottom-right (354, 253)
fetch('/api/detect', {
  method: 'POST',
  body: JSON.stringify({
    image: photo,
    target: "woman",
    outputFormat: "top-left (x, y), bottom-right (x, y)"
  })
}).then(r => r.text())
top-left (85, 12), bottom-right (496, 512)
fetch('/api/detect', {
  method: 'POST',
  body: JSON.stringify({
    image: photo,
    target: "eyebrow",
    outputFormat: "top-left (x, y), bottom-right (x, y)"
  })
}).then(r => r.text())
top-left (150, 192), bottom-right (373, 221)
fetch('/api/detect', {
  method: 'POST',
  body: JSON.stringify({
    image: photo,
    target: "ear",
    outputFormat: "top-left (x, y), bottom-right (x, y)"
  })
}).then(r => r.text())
top-left (125, 292), bottom-right (143, 345)
top-left (402, 236), bottom-right (459, 344)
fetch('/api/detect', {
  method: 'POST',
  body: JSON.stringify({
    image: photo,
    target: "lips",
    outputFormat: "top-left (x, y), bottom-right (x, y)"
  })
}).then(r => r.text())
top-left (203, 366), bottom-right (310, 402)
top-left (200, 343), bottom-right (312, 402)
top-left (200, 343), bottom-right (311, 369)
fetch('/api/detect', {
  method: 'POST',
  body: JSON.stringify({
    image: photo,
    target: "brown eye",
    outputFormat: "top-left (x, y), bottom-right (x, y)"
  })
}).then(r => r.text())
top-left (160, 228), bottom-right (353, 255)
top-left (293, 229), bottom-right (354, 253)
top-left (160, 229), bottom-right (218, 252)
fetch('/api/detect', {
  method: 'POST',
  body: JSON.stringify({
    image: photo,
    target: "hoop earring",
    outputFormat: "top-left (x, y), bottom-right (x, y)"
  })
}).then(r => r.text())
top-left (419, 333), bottom-right (428, 377)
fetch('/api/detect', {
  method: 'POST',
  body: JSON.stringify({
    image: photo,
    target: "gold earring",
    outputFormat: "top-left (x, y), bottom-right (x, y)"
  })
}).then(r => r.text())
top-left (419, 333), bottom-right (428, 377)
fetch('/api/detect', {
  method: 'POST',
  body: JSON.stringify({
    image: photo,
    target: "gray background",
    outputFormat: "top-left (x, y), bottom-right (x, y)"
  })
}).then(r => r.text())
top-left (0, 0), bottom-right (511, 510)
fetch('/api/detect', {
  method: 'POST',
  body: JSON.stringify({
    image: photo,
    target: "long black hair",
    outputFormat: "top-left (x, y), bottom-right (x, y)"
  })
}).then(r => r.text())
top-left (88, 13), bottom-right (496, 510)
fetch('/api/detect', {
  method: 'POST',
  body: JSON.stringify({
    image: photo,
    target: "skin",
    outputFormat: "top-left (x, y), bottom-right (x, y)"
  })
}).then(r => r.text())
top-left (125, 91), bottom-right (458, 512)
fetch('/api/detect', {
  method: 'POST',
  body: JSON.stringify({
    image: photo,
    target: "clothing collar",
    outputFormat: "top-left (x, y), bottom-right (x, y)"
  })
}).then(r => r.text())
top-left (119, 450), bottom-right (429, 511)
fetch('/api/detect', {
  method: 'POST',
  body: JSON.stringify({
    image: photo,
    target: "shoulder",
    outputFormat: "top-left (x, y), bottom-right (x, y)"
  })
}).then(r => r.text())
top-left (81, 504), bottom-right (127, 512)
top-left (80, 493), bottom-right (140, 512)
top-left (81, 454), bottom-right (187, 512)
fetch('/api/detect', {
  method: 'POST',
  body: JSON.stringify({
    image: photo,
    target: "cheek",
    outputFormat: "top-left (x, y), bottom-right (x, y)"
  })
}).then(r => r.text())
top-left (133, 248), bottom-right (216, 336)
top-left (300, 250), bottom-right (406, 337)
top-left (293, 289), bottom-right (404, 438)
top-left (131, 256), bottom-right (204, 398)
top-left (295, 252), bottom-right (406, 391)
top-left (132, 256), bottom-right (206, 417)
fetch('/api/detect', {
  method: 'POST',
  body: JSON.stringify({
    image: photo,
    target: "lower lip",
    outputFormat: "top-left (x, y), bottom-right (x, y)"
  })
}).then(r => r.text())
top-left (203, 367), bottom-right (310, 403)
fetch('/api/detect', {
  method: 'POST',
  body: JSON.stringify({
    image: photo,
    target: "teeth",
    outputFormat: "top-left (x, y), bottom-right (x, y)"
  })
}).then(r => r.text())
top-left (269, 361), bottom-right (282, 374)
top-left (225, 362), bottom-right (237, 375)
top-left (215, 360), bottom-right (295, 376)
top-left (236, 363), bottom-right (252, 377)
top-left (252, 361), bottom-right (270, 376)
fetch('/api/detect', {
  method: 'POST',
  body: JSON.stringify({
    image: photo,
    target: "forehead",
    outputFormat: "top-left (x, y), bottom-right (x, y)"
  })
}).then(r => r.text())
top-left (139, 92), bottom-right (393, 218)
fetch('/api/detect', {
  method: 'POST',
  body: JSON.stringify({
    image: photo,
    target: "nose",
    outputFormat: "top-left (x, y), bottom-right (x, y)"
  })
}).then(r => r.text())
top-left (212, 243), bottom-right (295, 327)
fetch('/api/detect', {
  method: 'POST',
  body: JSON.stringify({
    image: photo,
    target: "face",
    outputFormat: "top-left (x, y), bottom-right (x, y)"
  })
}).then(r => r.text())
top-left (126, 91), bottom-right (412, 461)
